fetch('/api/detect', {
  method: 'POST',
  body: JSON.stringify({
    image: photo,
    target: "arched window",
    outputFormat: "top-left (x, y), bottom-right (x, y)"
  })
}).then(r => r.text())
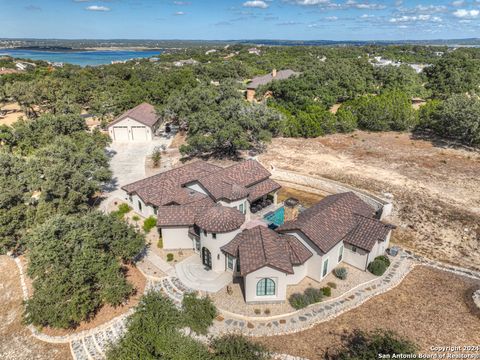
top-left (256, 278), bottom-right (275, 296)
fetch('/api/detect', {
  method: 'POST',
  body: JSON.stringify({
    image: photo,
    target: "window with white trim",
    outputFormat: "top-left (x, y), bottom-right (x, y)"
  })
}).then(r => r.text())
top-left (227, 255), bottom-right (234, 270)
top-left (338, 245), bottom-right (344, 262)
top-left (256, 278), bottom-right (275, 296)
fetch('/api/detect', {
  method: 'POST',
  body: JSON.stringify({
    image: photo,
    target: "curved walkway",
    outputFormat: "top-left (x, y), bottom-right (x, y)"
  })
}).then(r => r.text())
top-left (13, 249), bottom-right (480, 360)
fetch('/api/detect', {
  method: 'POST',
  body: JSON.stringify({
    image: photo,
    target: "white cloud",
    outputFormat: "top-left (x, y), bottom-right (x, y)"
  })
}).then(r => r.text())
top-left (326, 16), bottom-right (338, 20)
top-left (174, 11), bottom-right (186, 15)
top-left (453, 9), bottom-right (480, 18)
top-left (243, 0), bottom-right (269, 8)
top-left (389, 15), bottom-right (442, 23)
top-left (85, 5), bottom-right (110, 11)
top-left (451, 0), bottom-right (465, 6)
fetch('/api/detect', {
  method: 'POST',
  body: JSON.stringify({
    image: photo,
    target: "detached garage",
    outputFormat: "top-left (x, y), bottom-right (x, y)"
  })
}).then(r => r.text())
top-left (108, 103), bottom-right (161, 142)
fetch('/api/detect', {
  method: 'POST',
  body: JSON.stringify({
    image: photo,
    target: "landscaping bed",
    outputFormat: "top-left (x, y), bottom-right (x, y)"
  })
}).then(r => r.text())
top-left (257, 266), bottom-right (480, 359)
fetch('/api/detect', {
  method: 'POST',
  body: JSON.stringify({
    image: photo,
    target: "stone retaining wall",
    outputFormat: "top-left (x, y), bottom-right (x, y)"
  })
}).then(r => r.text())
top-left (269, 168), bottom-right (393, 220)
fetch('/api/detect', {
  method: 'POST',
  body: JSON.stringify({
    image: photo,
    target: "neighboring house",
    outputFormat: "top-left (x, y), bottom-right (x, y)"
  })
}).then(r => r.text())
top-left (122, 160), bottom-right (394, 304)
top-left (173, 59), bottom-right (199, 67)
top-left (246, 69), bottom-right (299, 102)
top-left (107, 103), bottom-right (161, 142)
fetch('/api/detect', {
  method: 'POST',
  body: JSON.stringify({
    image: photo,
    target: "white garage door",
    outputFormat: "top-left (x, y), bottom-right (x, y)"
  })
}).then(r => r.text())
top-left (113, 126), bottom-right (129, 141)
top-left (131, 126), bottom-right (148, 141)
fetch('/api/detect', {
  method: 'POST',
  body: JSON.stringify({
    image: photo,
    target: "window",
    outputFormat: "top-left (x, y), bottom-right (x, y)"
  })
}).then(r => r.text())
top-left (203, 230), bottom-right (207, 236)
top-left (322, 258), bottom-right (329, 278)
top-left (239, 203), bottom-right (245, 214)
top-left (256, 278), bottom-right (275, 296)
top-left (338, 245), bottom-right (344, 262)
top-left (129, 195), bottom-right (133, 203)
top-left (236, 257), bottom-right (240, 272)
top-left (227, 255), bottom-right (234, 270)
top-left (352, 246), bottom-right (357, 253)
top-left (212, 233), bottom-right (217, 239)
top-left (138, 201), bottom-right (142, 212)
top-left (153, 207), bottom-right (158, 215)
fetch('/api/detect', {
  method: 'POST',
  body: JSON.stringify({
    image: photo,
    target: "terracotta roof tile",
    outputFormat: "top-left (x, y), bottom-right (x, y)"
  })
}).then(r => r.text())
top-left (108, 103), bottom-right (160, 128)
top-left (195, 205), bottom-right (245, 233)
top-left (277, 192), bottom-right (378, 253)
top-left (247, 179), bottom-right (281, 202)
top-left (343, 214), bottom-right (395, 251)
top-left (247, 70), bottom-right (300, 90)
top-left (222, 226), bottom-right (312, 276)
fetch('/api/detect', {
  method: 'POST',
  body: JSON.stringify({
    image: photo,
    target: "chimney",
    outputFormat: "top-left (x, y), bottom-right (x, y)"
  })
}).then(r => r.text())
top-left (272, 69), bottom-right (277, 77)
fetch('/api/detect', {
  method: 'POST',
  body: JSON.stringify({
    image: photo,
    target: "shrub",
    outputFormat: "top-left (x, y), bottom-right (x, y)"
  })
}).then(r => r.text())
top-left (151, 146), bottom-right (162, 168)
top-left (142, 216), bottom-right (157, 233)
top-left (211, 334), bottom-right (270, 360)
top-left (375, 255), bottom-right (391, 267)
top-left (181, 293), bottom-right (217, 335)
top-left (368, 259), bottom-right (388, 276)
top-left (112, 203), bottom-right (132, 219)
top-left (132, 215), bottom-right (140, 222)
top-left (166, 253), bottom-right (174, 262)
top-left (321, 287), bottom-right (332, 297)
top-left (327, 282), bottom-right (337, 289)
top-left (289, 288), bottom-right (323, 309)
top-left (254, 308), bottom-right (261, 315)
top-left (328, 329), bottom-right (418, 359)
top-left (157, 237), bottom-right (163, 249)
top-left (107, 292), bottom-right (210, 359)
top-left (264, 308), bottom-right (271, 315)
top-left (334, 267), bottom-right (348, 280)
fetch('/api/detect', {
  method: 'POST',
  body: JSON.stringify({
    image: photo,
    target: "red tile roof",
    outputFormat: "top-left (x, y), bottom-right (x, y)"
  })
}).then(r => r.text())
top-left (195, 205), bottom-right (245, 233)
top-left (222, 226), bottom-right (312, 276)
top-left (108, 103), bottom-right (160, 128)
top-left (277, 192), bottom-right (379, 254)
top-left (343, 214), bottom-right (395, 251)
top-left (247, 179), bottom-right (281, 202)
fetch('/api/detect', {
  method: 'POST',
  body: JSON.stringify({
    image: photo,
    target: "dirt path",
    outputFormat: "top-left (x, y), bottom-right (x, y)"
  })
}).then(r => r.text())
top-left (257, 266), bottom-right (480, 359)
top-left (0, 256), bottom-right (71, 360)
top-left (259, 132), bottom-right (480, 270)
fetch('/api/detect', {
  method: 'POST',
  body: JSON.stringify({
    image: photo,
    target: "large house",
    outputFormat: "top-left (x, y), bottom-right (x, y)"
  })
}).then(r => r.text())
top-left (246, 69), bottom-right (299, 102)
top-left (122, 160), bottom-right (394, 304)
top-left (107, 103), bottom-right (161, 142)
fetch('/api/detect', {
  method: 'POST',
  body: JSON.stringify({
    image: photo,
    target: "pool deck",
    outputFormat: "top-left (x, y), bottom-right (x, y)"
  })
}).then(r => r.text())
top-left (250, 202), bottom-right (285, 226)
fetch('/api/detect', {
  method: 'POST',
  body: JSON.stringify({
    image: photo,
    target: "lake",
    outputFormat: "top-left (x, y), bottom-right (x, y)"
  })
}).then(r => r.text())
top-left (0, 49), bottom-right (163, 66)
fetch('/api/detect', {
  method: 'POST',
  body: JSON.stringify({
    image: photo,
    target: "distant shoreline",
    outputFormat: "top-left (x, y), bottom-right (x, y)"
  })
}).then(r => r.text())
top-left (5, 46), bottom-right (163, 52)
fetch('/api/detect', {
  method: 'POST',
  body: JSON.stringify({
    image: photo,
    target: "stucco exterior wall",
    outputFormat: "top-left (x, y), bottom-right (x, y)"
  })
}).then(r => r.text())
top-left (128, 194), bottom-right (155, 217)
top-left (162, 227), bottom-right (193, 250)
top-left (287, 231), bottom-right (324, 282)
top-left (218, 198), bottom-right (250, 220)
top-left (285, 263), bottom-right (307, 285)
top-left (200, 228), bottom-right (242, 272)
top-left (245, 266), bottom-right (287, 303)
top-left (343, 243), bottom-right (369, 270)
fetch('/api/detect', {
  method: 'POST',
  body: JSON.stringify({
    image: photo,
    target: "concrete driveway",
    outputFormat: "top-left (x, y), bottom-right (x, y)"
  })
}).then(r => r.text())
top-left (100, 137), bottom-right (172, 211)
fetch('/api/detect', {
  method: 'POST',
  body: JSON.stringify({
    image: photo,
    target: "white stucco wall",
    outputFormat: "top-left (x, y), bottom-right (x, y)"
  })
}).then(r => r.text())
top-left (245, 266), bottom-right (287, 303)
top-left (185, 182), bottom-right (208, 195)
top-left (108, 117), bottom-right (154, 142)
top-left (285, 263), bottom-right (307, 285)
top-left (161, 227), bottom-right (193, 250)
top-left (343, 243), bottom-right (369, 270)
top-left (128, 194), bottom-right (155, 217)
top-left (287, 231), bottom-right (324, 282)
top-left (200, 228), bottom-right (242, 272)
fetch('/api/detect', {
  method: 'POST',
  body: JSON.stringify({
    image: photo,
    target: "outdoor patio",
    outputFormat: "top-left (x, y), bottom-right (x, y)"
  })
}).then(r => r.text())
top-left (175, 255), bottom-right (232, 293)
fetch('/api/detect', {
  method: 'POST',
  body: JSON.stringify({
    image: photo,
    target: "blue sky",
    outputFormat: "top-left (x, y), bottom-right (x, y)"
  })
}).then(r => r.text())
top-left (1, 0), bottom-right (480, 40)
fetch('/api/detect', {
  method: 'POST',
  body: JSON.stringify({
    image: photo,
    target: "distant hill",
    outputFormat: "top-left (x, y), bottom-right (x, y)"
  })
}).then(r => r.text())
top-left (1, 38), bottom-right (479, 50)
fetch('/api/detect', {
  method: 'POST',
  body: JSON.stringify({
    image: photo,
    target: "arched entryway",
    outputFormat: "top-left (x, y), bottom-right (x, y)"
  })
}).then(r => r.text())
top-left (202, 247), bottom-right (212, 269)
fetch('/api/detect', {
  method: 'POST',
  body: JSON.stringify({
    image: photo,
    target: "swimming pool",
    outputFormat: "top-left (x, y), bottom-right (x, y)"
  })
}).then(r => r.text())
top-left (264, 206), bottom-right (285, 228)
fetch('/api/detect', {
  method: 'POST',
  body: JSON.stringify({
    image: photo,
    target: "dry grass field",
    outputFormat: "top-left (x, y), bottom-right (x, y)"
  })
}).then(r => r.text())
top-left (260, 131), bottom-right (480, 271)
top-left (257, 266), bottom-right (480, 360)
top-left (0, 256), bottom-right (71, 360)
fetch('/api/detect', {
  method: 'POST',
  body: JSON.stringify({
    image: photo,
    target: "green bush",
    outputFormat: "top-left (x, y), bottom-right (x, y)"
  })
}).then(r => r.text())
top-left (334, 267), bottom-right (348, 280)
top-left (375, 255), bottom-right (391, 267)
top-left (329, 329), bottom-right (418, 359)
top-left (132, 215), bottom-right (140, 222)
top-left (142, 216), bottom-right (157, 233)
top-left (107, 292), bottom-right (210, 360)
top-left (289, 287), bottom-right (323, 309)
top-left (181, 293), bottom-right (217, 335)
top-left (368, 259), bottom-right (388, 276)
top-left (322, 287), bottom-right (332, 297)
top-left (157, 237), bottom-right (163, 249)
top-left (112, 203), bottom-right (132, 219)
top-left (211, 334), bottom-right (270, 360)
top-left (166, 253), bottom-right (174, 262)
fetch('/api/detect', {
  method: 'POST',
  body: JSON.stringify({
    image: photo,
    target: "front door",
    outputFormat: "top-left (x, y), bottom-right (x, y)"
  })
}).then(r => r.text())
top-left (202, 247), bottom-right (212, 269)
